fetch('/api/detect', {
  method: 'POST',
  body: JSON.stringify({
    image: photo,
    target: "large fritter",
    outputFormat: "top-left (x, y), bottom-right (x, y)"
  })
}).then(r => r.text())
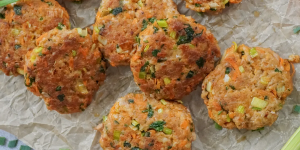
top-left (96, 93), bottom-right (196, 150)
top-left (92, 0), bottom-right (179, 66)
top-left (0, 0), bottom-right (70, 76)
top-left (130, 15), bottom-right (220, 100)
top-left (201, 44), bottom-right (294, 130)
top-left (24, 28), bottom-right (106, 114)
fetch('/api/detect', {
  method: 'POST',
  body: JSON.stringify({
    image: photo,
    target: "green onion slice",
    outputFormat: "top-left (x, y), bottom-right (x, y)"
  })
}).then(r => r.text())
top-left (0, 0), bottom-right (19, 7)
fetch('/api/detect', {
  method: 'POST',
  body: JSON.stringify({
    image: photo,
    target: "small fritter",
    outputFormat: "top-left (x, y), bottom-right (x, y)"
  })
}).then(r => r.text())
top-left (130, 15), bottom-right (220, 100)
top-left (92, 0), bottom-right (179, 66)
top-left (201, 44), bottom-right (294, 130)
top-left (96, 93), bottom-right (196, 150)
top-left (185, 0), bottom-right (242, 14)
top-left (0, 0), bottom-right (70, 76)
top-left (24, 28), bottom-right (106, 114)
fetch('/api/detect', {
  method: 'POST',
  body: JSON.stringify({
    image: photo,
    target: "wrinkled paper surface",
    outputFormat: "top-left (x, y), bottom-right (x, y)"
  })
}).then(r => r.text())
top-left (0, 0), bottom-right (300, 149)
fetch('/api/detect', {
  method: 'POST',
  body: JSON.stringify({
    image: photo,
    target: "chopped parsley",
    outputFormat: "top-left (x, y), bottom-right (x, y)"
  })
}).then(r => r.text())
top-left (210, 8), bottom-right (217, 11)
top-left (140, 61), bottom-right (149, 72)
top-left (229, 85), bottom-right (235, 90)
top-left (195, 4), bottom-right (201, 7)
top-left (99, 66), bottom-right (105, 73)
top-left (57, 94), bottom-right (65, 102)
top-left (275, 68), bottom-right (282, 73)
top-left (142, 104), bottom-right (154, 118)
top-left (141, 19), bottom-right (148, 31)
top-left (25, 77), bottom-right (35, 87)
top-left (177, 24), bottom-right (202, 45)
top-left (14, 5), bottom-right (22, 15)
top-left (128, 99), bottom-right (134, 103)
top-left (14, 44), bottom-right (21, 50)
top-left (0, 13), bottom-right (5, 19)
top-left (110, 7), bottom-right (122, 16)
top-left (264, 96), bottom-right (268, 100)
top-left (57, 22), bottom-right (65, 30)
top-left (241, 51), bottom-right (245, 55)
top-left (148, 17), bottom-right (156, 23)
top-left (47, 46), bottom-right (51, 50)
top-left (167, 146), bottom-right (172, 149)
top-left (252, 127), bottom-right (264, 132)
top-left (152, 49), bottom-right (160, 57)
top-left (114, 120), bottom-right (119, 124)
top-left (124, 141), bottom-right (131, 147)
top-left (149, 121), bottom-right (166, 132)
top-left (186, 71), bottom-right (194, 79)
top-left (39, 17), bottom-right (43, 21)
top-left (148, 142), bottom-right (154, 146)
top-left (142, 131), bottom-right (150, 137)
top-left (225, 67), bottom-right (231, 74)
top-left (194, 29), bottom-right (204, 37)
top-left (196, 57), bottom-right (205, 68)
top-left (56, 86), bottom-right (62, 91)
top-left (131, 147), bottom-right (142, 150)
top-left (153, 26), bottom-right (159, 33)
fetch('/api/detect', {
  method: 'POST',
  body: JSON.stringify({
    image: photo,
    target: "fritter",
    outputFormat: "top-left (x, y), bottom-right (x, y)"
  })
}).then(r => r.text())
top-left (24, 28), bottom-right (106, 114)
top-left (185, 0), bottom-right (242, 14)
top-left (201, 44), bottom-right (294, 130)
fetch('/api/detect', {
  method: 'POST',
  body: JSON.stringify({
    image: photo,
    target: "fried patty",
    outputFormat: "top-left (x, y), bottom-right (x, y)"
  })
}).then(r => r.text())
top-left (0, 0), bottom-right (70, 76)
top-left (185, 0), bottom-right (242, 14)
top-left (92, 0), bottom-right (179, 66)
top-left (130, 15), bottom-right (220, 100)
top-left (95, 93), bottom-right (196, 150)
top-left (24, 28), bottom-right (106, 114)
top-left (201, 44), bottom-right (294, 130)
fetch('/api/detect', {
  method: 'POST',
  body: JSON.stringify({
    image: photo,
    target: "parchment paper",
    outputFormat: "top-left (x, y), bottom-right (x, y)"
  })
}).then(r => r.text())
top-left (0, 0), bottom-right (300, 149)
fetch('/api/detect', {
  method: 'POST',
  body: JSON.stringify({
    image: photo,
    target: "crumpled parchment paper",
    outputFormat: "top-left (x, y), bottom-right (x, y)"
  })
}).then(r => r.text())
top-left (0, 0), bottom-right (300, 149)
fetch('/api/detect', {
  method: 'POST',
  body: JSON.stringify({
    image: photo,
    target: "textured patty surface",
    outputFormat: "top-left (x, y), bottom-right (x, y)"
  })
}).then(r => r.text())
top-left (0, 0), bottom-right (70, 76)
top-left (24, 28), bottom-right (106, 114)
top-left (96, 93), bottom-right (196, 150)
top-left (185, 0), bottom-right (242, 14)
top-left (201, 44), bottom-right (294, 130)
top-left (92, 0), bottom-right (179, 66)
top-left (130, 15), bottom-right (220, 100)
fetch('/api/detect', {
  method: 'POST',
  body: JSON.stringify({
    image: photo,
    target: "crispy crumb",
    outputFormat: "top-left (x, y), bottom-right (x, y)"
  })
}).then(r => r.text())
top-left (288, 54), bottom-right (300, 63)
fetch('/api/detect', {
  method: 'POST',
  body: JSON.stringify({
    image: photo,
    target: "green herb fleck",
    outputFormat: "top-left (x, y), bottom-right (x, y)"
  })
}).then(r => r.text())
top-left (149, 121), bottom-right (166, 132)
top-left (194, 29), bottom-right (204, 37)
top-left (148, 17), bottom-right (156, 23)
top-left (14, 5), bottom-right (22, 15)
top-left (124, 141), bottom-right (131, 147)
top-left (140, 61), bottom-right (149, 72)
top-left (114, 120), bottom-right (119, 124)
top-left (131, 147), bottom-right (142, 150)
top-left (110, 7), bottom-right (122, 16)
top-left (196, 57), bottom-right (205, 68)
top-left (56, 86), bottom-right (62, 91)
top-left (141, 19), bottom-right (148, 31)
top-left (195, 3), bottom-right (201, 7)
top-left (142, 104), bottom-right (154, 118)
top-left (99, 66), bottom-right (105, 73)
top-left (57, 94), bottom-right (65, 102)
top-left (57, 22), bottom-right (65, 30)
top-left (135, 36), bottom-right (140, 44)
top-left (0, 13), bottom-right (5, 19)
top-left (252, 127), bottom-right (264, 132)
top-left (167, 146), bottom-right (172, 149)
top-left (229, 85), bottom-right (235, 90)
top-left (152, 49), bottom-right (160, 57)
top-left (210, 8), bottom-right (217, 11)
top-left (148, 142), bottom-right (154, 146)
top-left (14, 44), bottom-right (21, 50)
top-left (241, 51), bottom-right (245, 55)
top-left (218, 110), bottom-right (223, 115)
top-left (186, 71), bottom-right (194, 79)
top-left (40, 17), bottom-right (43, 21)
top-left (225, 67), bottom-right (231, 74)
top-left (128, 99), bottom-right (134, 103)
top-left (275, 68), bottom-right (282, 73)
top-left (153, 26), bottom-right (159, 33)
top-left (47, 46), bottom-right (51, 50)
top-left (264, 96), bottom-right (268, 100)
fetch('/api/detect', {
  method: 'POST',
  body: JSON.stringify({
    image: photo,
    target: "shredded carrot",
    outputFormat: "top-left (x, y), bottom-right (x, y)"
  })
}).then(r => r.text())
top-left (131, 55), bottom-right (140, 62)
top-left (280, 58), bottom-right (284, 66)
top-left (131, 133), bottom-right (136, 139)
top-left (291, 63), bottom-right (295, 77)
top-left (213, 101), bottom-right (222, 111)
top-left (208, 110), bottom-right (213, 119)
top-left (69, 57), bottom-right (74, 69)
top-left (179, 140), bottom-right (188, 148)
top-left (181, 120), bottom-right (189, 129)
top-left (80, 48), bottom-right (88, 58)
top-left (36, 33), bottom-right (48, 45)
top-left (284, 60), bottom-right (291, 71)
top-left (229, 112), bottom-right (235, 119)
top-left (271, 89), bottom-right (277, 97)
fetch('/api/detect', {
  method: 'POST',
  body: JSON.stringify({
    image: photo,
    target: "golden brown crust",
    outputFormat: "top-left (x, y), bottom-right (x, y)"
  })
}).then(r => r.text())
top-left (130, 15), bottom-right (220, 100)
top-left (92, 0), bottom-right (179, 66)
top-left (185, 0), bottom-right (242, 14)
top-left (97, 93), bottom-right (196, 150)
top-left (24, 28), bottom-right (106, 114)
top-left (201, 44), bottom-right (293, 130)
top-left (0, 0), bottom-right (70, 76)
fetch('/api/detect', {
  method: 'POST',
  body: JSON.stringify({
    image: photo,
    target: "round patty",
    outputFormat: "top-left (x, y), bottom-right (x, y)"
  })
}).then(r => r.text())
top-left (185, 0), bottom-right (242, 14)
top-left (24, 28), bottom-right (106, 114)
top-left (92, 0), bottom-right (179, 66)
top-left (96, 93), bottom-right (196, 150)
top-left (130, 15), bottom-right (220, 100)
top-left (201, 44), bottom-right (294, 130)
top-left (0, 0), bottom-right (70, 76)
